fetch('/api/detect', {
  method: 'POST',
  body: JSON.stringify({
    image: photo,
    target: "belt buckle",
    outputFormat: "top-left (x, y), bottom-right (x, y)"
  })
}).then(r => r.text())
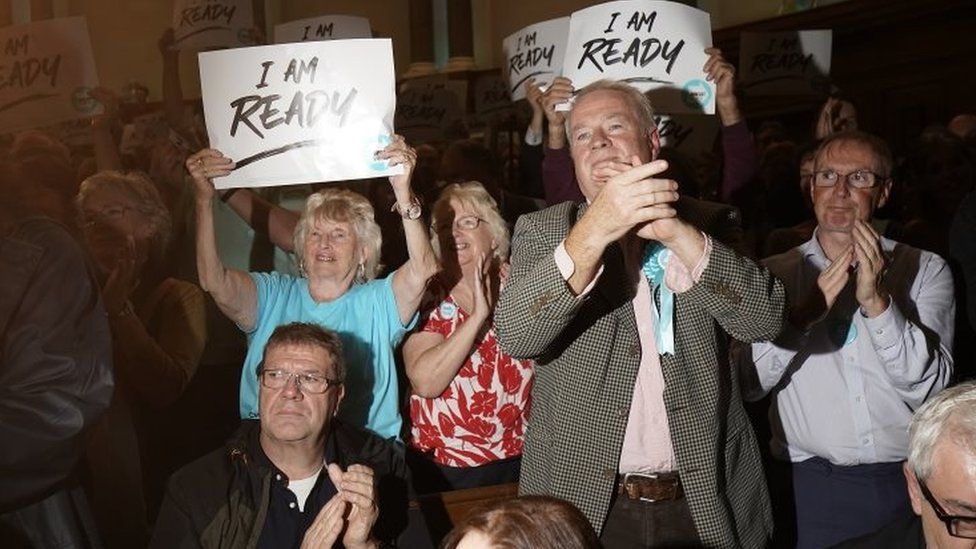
top-left (622, 471), bottom-right (679, 503)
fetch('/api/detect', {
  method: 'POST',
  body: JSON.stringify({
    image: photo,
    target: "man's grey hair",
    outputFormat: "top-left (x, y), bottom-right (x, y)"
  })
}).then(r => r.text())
top-left (908, 381), bottom-right (976, 481)
top-left (566, 79), bottom-right (656, 144)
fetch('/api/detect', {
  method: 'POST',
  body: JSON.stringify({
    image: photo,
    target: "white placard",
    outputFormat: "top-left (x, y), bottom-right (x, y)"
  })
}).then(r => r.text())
top-left (739, 30), bottom-right (832, 96)
top-left (562, 1), bottom-right (714, 114)
top-left (198, 39), bottom-right (401, 189)
top-left (274, 15), bottom-right (372, 44)
top-left (502, 17), bottom-right (569, 102)
top-left (173, 0), bottom-right (255, 51)
top-left (0, 16), bottom-right (101, 133)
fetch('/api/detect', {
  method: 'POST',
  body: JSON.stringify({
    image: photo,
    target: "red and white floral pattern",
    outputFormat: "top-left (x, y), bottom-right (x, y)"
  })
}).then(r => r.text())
top-left (408, 295), bottom-right (534, 467)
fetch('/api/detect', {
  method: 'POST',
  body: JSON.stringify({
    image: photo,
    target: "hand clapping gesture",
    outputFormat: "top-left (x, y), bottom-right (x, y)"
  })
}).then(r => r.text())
top-left (301, 464), bottom-right (379, 549)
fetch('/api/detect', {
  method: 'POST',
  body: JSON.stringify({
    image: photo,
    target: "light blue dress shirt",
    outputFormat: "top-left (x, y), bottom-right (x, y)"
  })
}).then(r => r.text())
top-left (737, 233), bottom-right (954, 465)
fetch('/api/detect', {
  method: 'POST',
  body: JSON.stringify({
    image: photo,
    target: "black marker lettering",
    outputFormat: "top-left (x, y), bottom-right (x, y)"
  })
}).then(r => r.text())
top-left (4, 34), bottom-right (28, 56)
top-left (577, 37), bottom-right (685, 74)
top-left (604, 12), bottom-right (620, 33)
top-left (314, 23), bottom-right (334, 38)
top-left (283, 57), bottom-right (318, 84)
top-left (230, 95), bottom-right (265, 138)
top-left (256, 61), bottom-right (273, 89)
top-left (625, 11), bottom-right (657, 32)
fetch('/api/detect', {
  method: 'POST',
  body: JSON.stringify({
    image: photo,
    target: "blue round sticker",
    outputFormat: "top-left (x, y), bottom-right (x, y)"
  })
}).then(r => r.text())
top-left (439, 302), bottom-right (457, 320)
top-left (828, 319), bottom-right (858, 347)
top-left (681, 79), bottom-right (713, 111)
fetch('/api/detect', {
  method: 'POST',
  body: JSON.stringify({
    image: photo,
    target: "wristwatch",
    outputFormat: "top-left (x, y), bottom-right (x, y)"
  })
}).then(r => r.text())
top-left (393, 196), bottom-right (422, 220)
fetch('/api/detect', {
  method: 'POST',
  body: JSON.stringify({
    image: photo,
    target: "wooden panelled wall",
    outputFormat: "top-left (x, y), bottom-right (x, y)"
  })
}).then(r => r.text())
top-left (712, 0), bottom-right (976, 152)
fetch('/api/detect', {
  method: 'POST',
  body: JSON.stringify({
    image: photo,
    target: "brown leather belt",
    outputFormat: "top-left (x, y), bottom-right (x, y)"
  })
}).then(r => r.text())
top-left (617, 472), bottom-right (684, 503)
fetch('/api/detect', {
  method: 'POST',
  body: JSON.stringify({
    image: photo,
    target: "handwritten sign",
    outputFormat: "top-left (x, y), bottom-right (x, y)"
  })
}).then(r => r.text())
top-left (0, 16), bottom-right (101, 134)
top-left (562, 0), bottom-right (713, 114)
top-left (274, 15), bottom-right (372, 44)
top-left (502, 17), bottom-right (569, 101)
top-left (473, 71), bottom-right (512, 116)
top-left (739, 30), bottom-right (832, 96)
top-left (172, 0), bottom-right (255, 51)
top-left (198, 39), bottom-right (401, 189)
top-left (394, 86), bottom-right (463, 144)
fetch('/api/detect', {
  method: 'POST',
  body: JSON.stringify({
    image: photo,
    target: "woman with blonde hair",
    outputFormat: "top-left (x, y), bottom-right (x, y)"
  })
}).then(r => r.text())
top-left (403, 181), bottom-right (534, 492)
top-left (187, 136), bottom-right (438, 439)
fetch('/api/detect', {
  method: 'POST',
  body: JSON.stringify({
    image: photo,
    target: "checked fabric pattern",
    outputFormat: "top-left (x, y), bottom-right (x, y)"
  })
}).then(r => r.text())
top-left (495, 198), bottom-right (787, 548)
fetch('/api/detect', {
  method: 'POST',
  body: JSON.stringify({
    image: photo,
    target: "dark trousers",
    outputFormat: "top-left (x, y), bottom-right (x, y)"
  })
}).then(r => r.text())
top-left (405, 448), bottom-right (521, 494)
top-left (599, 494), bottom-right (702, 548)
top-left (773, 457), bottom-right (911, 549)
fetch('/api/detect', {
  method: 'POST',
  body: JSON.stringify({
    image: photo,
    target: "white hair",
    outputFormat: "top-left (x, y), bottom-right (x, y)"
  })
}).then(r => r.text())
top-left (908, 381), bottom-right (976, 481)
top-left (293, 188), bottom-right (382, 282)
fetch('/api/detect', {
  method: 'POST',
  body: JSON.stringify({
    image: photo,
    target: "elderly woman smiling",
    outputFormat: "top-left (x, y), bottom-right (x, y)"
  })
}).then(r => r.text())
top-left (187, 136), bottom-right (438, 440)
top-left (403, 182), bottom-right (534, 492)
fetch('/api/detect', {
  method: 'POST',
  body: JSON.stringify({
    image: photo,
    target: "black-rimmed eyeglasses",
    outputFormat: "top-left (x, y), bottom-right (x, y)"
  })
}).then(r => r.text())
top-left (919, 479), bottom-right (976, 539)
top-left (258, 369), bottom-right (342, 394)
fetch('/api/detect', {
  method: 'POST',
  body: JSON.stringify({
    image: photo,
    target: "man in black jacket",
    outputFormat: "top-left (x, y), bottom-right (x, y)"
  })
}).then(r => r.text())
top-left (151, 322), bottom-right (407, 548)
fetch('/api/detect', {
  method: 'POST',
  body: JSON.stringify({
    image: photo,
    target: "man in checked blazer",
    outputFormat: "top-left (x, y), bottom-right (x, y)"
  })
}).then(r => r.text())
top-left (494, 78), bottom-right (787, 548)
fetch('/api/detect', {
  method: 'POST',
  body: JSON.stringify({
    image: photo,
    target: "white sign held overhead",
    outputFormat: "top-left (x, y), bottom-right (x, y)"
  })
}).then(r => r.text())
top-left (198, 39), bottom-right (401, 189)
top-left (0, 16), bottom-right (101, 133)
top-left (274, 15), bottom-right (372, 44)
top-left (502, 17), bottom-right (569, 102)
top-left (562, 0), bottom-right (714, 115)
top-left (173, 0), bottom-right (256, 51)
top-left (739, 30), bottom-right (832, 96)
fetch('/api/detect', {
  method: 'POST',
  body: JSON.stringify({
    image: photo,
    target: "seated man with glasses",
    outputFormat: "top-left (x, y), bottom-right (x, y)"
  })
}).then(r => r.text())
top-left (151, 322), bottom-right (407, 549)
top-left (735, 130), bottom-right (955, 548)
top-left (835, 381), bottom-right (976, 548)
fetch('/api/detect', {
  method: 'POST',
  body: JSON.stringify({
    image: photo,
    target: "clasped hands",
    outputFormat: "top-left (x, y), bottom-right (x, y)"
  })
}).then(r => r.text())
top-left (581, 157), bottom-right (694, 247)
top-left (792, 220), bottom-right (890, 332)
top-left (300, 463), bottom-right (379, 549)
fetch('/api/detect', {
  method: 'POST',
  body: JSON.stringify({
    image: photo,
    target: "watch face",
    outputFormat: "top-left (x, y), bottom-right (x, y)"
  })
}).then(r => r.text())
top-left (405, 202), bottom-right (422, 220)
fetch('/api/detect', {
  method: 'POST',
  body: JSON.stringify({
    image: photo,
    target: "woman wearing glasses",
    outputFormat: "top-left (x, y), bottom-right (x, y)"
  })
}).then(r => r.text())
top-left (76, 170), bottom-right (207, 548)
top-left (403, 182), bottom-right (534, 493)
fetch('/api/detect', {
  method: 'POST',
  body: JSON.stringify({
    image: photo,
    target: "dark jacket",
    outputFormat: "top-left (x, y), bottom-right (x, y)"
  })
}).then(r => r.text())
top-left (151, 420), bottom-right (408, 549)
top-left (0, 217), bottom-right (114, 547)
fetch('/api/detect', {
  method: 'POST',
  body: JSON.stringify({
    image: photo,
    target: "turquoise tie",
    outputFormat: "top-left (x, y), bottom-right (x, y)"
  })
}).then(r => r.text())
top-left (641, 242), bottom-right (675, 356)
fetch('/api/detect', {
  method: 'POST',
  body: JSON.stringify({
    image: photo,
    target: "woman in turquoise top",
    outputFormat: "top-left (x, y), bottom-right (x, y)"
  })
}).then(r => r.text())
top-left (186, 136), bottom-right (438, 439)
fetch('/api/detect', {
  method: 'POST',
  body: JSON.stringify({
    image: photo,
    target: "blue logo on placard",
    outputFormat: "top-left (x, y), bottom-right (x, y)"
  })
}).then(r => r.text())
top-left (681, 79), bottom-right (712, 111)
top-left (369, 134), bottom-right (394, 171)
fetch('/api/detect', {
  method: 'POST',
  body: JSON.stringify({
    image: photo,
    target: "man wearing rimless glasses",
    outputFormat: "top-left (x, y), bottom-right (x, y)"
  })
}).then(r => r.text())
top-left (835, 381), bottom-right (976, 548)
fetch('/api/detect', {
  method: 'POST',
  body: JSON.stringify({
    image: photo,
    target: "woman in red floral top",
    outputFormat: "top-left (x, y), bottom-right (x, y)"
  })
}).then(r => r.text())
top-left (403, 182), bottom-right (533, 493)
